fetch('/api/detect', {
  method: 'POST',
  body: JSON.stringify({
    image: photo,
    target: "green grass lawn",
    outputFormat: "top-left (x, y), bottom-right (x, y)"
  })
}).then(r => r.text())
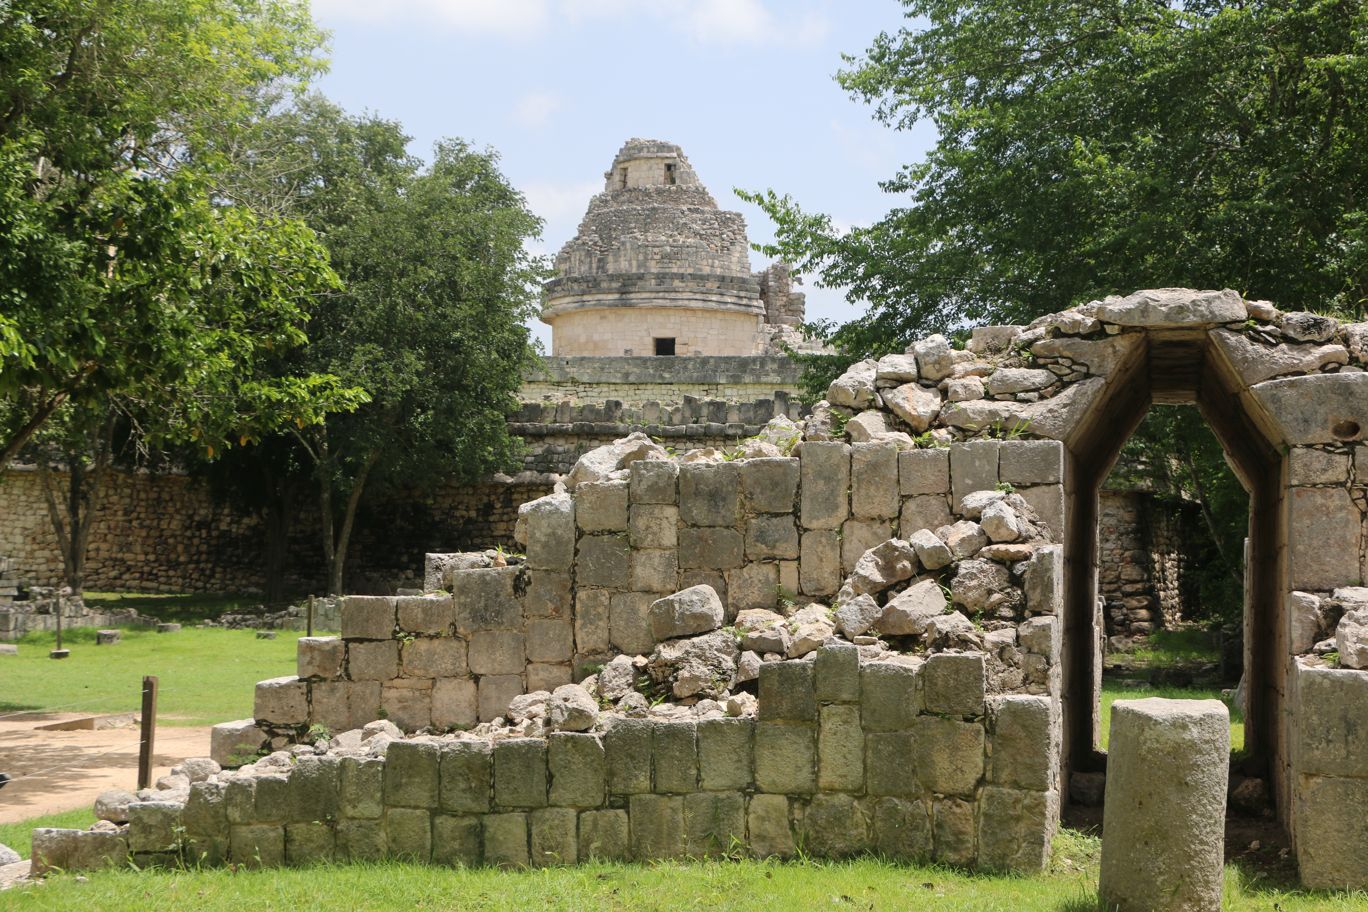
top-left (1098, 681), bottom-right (1244, 753)
top-left (1, 626), bottom-right (312, 726)
top-left (83, 591), bottom-right (271, 624)
top-left (4, 832), bottom-right (1366, 912)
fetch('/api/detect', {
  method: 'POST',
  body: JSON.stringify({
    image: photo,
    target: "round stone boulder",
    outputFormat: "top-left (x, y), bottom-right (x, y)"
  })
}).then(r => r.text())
top-left (1099, 697), bottom-right (1229, 912)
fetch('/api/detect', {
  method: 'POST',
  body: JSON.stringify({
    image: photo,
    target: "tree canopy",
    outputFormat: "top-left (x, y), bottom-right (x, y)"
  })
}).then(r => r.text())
top-left (746, 0), bottom-right (1368, 360)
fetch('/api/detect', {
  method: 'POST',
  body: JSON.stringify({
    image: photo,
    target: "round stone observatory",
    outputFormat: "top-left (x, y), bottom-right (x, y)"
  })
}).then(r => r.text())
top-left (542, 138), bottom-right (802, 357)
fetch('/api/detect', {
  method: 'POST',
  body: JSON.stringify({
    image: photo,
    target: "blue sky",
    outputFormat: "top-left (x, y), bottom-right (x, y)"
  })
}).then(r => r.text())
top-left (308, 0), bottom-right (937, 348)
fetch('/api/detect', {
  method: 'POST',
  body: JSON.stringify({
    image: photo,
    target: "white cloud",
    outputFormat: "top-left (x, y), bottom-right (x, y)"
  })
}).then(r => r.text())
top-left (310, 0), bottom-right (551, 35)
top-left (312, 0), bottom-right (829, 47)
top-left (511, 91), bottom-right (561, 129)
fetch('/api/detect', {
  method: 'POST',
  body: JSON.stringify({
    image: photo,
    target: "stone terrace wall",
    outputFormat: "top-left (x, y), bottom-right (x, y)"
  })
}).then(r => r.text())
top-left (519, 355), bottom-right (805, 407)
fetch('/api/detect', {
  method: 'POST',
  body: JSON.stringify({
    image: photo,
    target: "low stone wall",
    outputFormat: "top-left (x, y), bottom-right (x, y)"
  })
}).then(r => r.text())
top-left (1098, 490), bottom-right (1195, 644)
top-left (520, 355), bottom-right (805, 407)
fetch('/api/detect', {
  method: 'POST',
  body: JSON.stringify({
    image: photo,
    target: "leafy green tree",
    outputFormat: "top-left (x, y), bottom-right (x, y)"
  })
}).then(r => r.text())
top-left (216, 98), bottom-right (546, 594)
top-left (0, 0), bottom-right (353, 465)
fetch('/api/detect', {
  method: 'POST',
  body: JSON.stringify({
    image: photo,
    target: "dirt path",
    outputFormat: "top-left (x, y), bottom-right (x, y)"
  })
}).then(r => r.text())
top-left (0, 713), bottom-right (211, 824)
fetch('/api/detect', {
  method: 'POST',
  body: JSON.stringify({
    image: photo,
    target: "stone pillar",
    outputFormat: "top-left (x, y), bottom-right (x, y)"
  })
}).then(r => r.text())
top-left (1099, 698), bottom-right (1228, 912)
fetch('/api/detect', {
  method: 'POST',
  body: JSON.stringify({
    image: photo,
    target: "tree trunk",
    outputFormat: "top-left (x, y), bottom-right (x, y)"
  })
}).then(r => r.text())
top-left (263, 485), bottom-right (291, 605)
top-left (326, 452), bottom-right (377, 595)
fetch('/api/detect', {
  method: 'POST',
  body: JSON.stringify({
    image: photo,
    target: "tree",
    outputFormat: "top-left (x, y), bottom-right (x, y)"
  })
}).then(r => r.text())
top-left (745, 0), bottom-right (1368, 359)
top-left (214, 97), bottom-right (546, 594)
top-left (0, 0), bottom-right (351, 465)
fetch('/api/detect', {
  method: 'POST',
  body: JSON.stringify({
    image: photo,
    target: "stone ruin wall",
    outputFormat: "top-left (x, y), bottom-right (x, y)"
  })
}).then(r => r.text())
top-left (23, 288), bottom-right (1368, 890)
top-left (1098, 490), bottom-right (1194, 645)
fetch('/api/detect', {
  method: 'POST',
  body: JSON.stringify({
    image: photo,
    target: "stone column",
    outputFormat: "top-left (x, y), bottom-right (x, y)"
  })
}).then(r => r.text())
top-left (1099, 698), bottom-right (1229, 912)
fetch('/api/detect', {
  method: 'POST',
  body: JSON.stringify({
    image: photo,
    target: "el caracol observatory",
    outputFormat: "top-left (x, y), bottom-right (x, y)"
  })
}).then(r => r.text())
top-left (541, 139), bottom-right (812, 357)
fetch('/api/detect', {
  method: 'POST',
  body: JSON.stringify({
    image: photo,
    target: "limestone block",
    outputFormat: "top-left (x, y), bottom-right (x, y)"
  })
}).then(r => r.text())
top-left (799, 530), bottom-right (841, 597)
top-left (678, 527), bottom-right (744, 570)
top-left (254, 676), bottom-right (308, 725)
top-left (680, 463), bottom-right (741, 527)
top-left (1288, 446), bottom-right (1352, 485)
top-left (851, 442), bottom-right (900, 519)
top-left (913, 716), bottom-right (985, 796)
top-left (950, 440), bottom-right (1000, 511)
top-left (739, 457), bottom-right (800, 514)
top-left (224, 777), bottom-right (257, 825)
top-left (998, 439), bottom-right (1063, 485)
top-left (976, 786), bottom-right (1056, 873)
top-left (439, 740), bottom-right (492, 814)
top-left (609, 592), bottom-right (655, 655)
top-left (1295, 665), bottom-right (1368, 777)
top-left (432, 814), bottom-right (481, 867)
top-left (284, 755), bottom-right (339, 823)
top-left (397, 595), bottom-right (455, 636)
top-left (348, 641), bottom-right (399, 682)
top-left (725, 561), bottom-right (779, 612)
top-left (494, 738), bottom-right (548, 809)
top-left (814, 642), bottom-right (860, 703)
top-left (865, 732), bottom-right (917, 797)
top-left (629, 794), bottom-right (685, 860)
top-left (1295, 774), bottom-right (1368, 889)
top-left (604, 717), bottom-right (653, 794)
top-left (128, 801), bottom-right (183, 853)
top-left (381, 741), bottom-right (439, 810)
top-left (1017, 485), bottom-right (1064, 540)
top-left (579, 809), bottom-right (630, 861)
top-left (255, 777), bottom-right (293, 822)
top-left (335, 819), bottom-right (385, 861)
top-left (745, 514), bottom-right (800, 560)
top-left (548, 732), bottom-right (606, 808)
top-left (526, 618), bottom-right (574, 664)
top-left (229, 824), bottom-right (285, 868)
top-left (1093, 287), bottom-right (1244, 327)
top-left (468, 630), bottom-right (525, 676)
top-left (477, 674), bottom-right (522, 722)
top-left (482, 812), bottom-right (529, 868)
top-left (899, 448), bottom-right (950, 496)
top-left (577, 534), bottom-right (631, 589)
top-left (988, 696), bottom-right (1056, 791)
top-left (841, 519), bottom-right (893, 573)
top-left (650, 585), bottom-right (724, 641)
top-left (883, 383), bottom-right (942, 433)
top-left (297, 636), bottom-right (345, 680)
top-left (754, 722), bottom-right (816, 794)
top-left (1023, 545), bottom-right (1063, 616)
top-left (932, 798), bottom-right (976, 866)
top-left (652, 720), bottom-right (698, 793)
top-left (860, 661), bottom-right (921, 731)
top-left (872, 797), bottom-right (931, 861)
top-left (914, 334), bottom-right (955, 381)
top-left (31, 828), bottom-right (127, 875)
top-left (529, 807), bottom-right (578, 867)
top-left (1286, 591), bottom-right (1323, 656)
top-left (628, 504), bottom-right (678, 550)
top-left (402, 637), bottom-right (466, 678)
top-left (818, 704), bottom-right (864, 792)
top-left (340, 757), bottom-right (384, 820)
top-left (746, 794), bottom-right (794, 858)
top-left (1251, 372), bottom-right (1368, 446)
top-left (909, 528), bottom-right (952, 571)
top-left (629, 458), bottom-right (678, 504)
top-left (1288, 487), bottom-right (1362, 590)
top-left (923, 653), bottom-right (986, 717)
top-left (758, 661), bottom-right (817, 722)
top-left (431, 677), bottom-right (478, 730)
top-left (876, 579), bottom-right (946, 636)
top-left (523, 570), bottom-right (571, 619)
top-left (576, 480), bottom-right (629, 532)
top-left (210, 719), bottom-right (266, 768)
top-left (452, 566), bottom-right (523, 633)
top-left (341, 596), bottom-right (396, 641)
top-left (682, 790), bottom-right (746, 856)
top-left (697, 717), bottom-right (753, 791)
top-left (285, 821), bottom-right (335, 866)
top-left (524, 492), bottom-right (575, 571)
top-left (801, 793), bottom-right (869, 858)
top-left (1099, 698), bottom-right (1229, 912)
top-left (182, 781), bottom-right (228, 841)
top-left (899, 495), bottom-right (952, 540)
top-left (800, 441), bottom-right (850, 530)
top-left (380, 684), bottom-right (431, 735)
top-left (574, 589), bottom-right (612, 655)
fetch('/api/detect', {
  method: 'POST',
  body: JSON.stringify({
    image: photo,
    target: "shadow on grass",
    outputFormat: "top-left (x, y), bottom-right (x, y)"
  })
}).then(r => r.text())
top-left (82, 591), bottom-right (267, 623)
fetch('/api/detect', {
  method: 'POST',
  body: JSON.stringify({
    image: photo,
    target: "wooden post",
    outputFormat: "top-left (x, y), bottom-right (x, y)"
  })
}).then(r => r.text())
top-left (307, 596), bottom-right (315, 638)
top-left (54, 592), bottom-right (63, 653)
top-left (137, 675), bottom-right (159, 790)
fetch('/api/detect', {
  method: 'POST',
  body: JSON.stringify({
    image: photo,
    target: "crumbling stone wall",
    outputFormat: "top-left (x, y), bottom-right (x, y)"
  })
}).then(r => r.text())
top-left (1098, 490), bottom-right (1193, 645)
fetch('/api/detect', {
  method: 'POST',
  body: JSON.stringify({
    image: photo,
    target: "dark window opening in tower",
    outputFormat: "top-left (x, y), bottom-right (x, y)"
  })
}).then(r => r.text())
top-left (618, 167), bottom-right (628, 189)
top-left (665, 162), bottom-right (676, 185)
top-left (654, 337), bottom-right (676, 356)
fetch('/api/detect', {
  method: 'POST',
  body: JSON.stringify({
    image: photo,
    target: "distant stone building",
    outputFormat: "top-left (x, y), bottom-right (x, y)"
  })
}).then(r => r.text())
top-left (541, 138), bottom-right (811, 357)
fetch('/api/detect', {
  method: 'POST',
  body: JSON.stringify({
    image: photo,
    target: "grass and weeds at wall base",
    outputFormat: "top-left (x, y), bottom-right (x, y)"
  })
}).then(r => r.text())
top-left (8, 835), bottom-right (1367, 912)
top-left (3, 627), bottom-right (310, 726)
